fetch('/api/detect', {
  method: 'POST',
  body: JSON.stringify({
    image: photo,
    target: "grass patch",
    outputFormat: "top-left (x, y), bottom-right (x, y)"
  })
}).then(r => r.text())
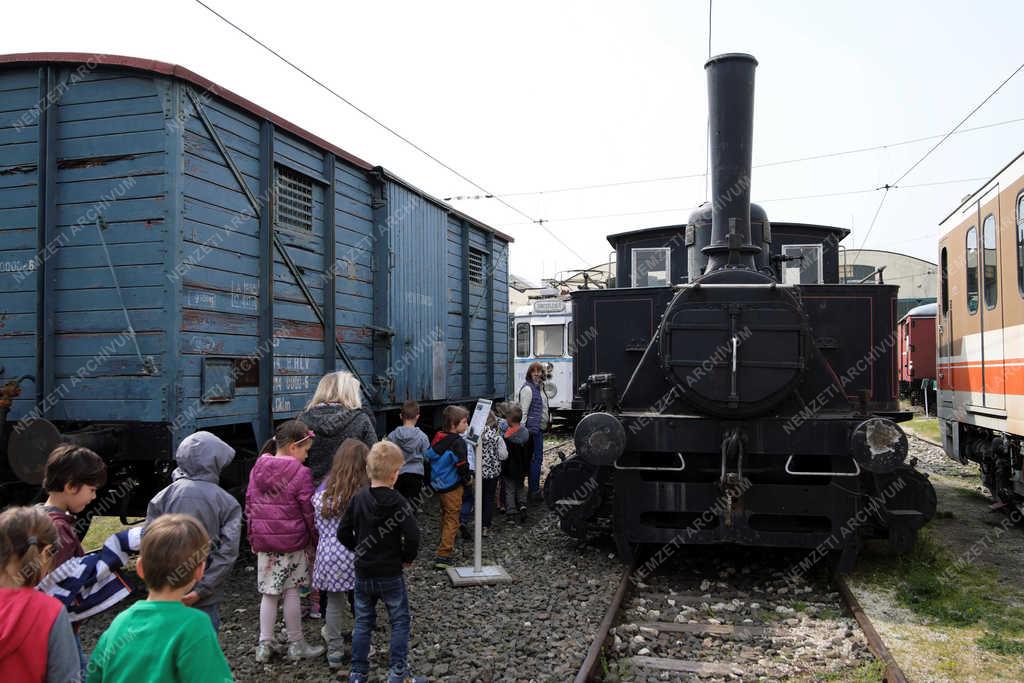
top-left (817, 607), bottom-right (842, 620)
top-left (791, 600), bottom-right (807, 612)
top-left (858, 532), bottom-right (1024, 633)
top-left (81, 516), bottom-right (132, 553)
top-left (905, 414), bottom-right (941, 442)
top-left (818, 660), bottom-right (885, 682)
top-left (978, 632), bottom-right (1024, 656)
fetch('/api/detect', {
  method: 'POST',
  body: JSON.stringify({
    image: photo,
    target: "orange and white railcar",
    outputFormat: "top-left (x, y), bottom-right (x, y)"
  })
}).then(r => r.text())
top-left (937, 150), bottom-right (1024, 511)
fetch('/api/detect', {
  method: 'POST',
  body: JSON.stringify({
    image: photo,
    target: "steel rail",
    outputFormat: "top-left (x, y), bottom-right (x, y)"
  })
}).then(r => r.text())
top-left (833, 573), bottom-right (908, 683)
top-left (575, 566), bottom-right (633, 683)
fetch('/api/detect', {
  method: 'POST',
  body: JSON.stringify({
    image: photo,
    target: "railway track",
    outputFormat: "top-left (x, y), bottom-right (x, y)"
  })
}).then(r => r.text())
top-left (575, 550), bottom-right (906, 682)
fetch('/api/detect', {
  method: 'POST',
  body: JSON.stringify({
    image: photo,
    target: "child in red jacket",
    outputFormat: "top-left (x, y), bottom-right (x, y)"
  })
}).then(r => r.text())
top-left (0, 506), bottom-right (80, 683)
top-left (245, 420), bottom-right (323, 662)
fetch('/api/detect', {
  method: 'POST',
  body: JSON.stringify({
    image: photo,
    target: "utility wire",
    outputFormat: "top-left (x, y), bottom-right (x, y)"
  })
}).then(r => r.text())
top-left (853, 58), bottom-right (1024, 263)
top-left (502, 176), bottom-right (985, 226)
top-left (444, 115), bottom-right (1024, 201)
top-left (191, 0), bottom-right (589, 263)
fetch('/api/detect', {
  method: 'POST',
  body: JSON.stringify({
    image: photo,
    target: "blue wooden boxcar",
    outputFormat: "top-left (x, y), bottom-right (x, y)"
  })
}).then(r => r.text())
top-left (0, 53), bottom-right (510, 509)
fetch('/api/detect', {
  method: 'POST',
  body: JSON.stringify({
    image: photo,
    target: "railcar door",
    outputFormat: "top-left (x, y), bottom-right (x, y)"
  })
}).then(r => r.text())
top-left (978, 192), bottom-right (1006, 409)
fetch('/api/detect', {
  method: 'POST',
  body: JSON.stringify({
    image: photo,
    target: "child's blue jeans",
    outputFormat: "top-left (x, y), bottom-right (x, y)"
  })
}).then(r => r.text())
top-left (350, 575), bottom-right (411, 678)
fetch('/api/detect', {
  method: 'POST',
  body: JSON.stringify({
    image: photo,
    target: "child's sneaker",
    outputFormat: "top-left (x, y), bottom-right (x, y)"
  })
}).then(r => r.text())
top-left (326, 649), bottom-right (346, 668)
top-left (432, 556), bottom-right (452, 570)
top-left (459, 524), bottom-right (472, 541)
top-left (348, 674), bottom-right (368, 683)
top-left (519, 507), bottom-right (528, 523)
top-left (255, 640), bottom-right (276, 663)
top-left (387, 670), bottom-right (427, 683)
top-left (287, 639), bottom-right (326, 660)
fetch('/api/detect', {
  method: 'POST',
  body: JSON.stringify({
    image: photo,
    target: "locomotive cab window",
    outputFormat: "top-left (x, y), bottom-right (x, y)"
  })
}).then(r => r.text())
top-left (781, 244), bottom-right (823, 284)
top-left (983, 214), bottom-right (997, 309)
top-left (631, 247), bottom-right (670, 287)
top-left (533, 324), bottom-right (565, 357)
top-left (966, 226), bottom-right (979, 314)
top-left (516, 322), bottom-right (530, 357)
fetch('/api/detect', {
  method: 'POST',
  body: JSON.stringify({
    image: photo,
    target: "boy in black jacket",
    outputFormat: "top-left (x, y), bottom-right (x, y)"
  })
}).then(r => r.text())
top-left (338, 441), bottom-right (423, 683)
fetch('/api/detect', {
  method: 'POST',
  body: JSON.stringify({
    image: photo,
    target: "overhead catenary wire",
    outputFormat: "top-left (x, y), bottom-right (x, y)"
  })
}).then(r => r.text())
top-left (443, 115), bottom-right (1024, 201)
top-left (852, 58), bottom-right (1024, 264)
top-left (501, 176), bottom-right (987, 227)
top-left (190, 0), bottom-right (589, 264)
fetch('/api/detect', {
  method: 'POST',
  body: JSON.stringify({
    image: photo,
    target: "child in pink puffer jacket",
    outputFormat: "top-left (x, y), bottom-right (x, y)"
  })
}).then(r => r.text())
top-left (245, 420), bottom-right (323, 662)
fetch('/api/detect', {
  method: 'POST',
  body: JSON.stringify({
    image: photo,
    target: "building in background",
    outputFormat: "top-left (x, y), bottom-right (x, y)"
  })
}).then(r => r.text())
top-left (840, 249), bottom-right (936, 317)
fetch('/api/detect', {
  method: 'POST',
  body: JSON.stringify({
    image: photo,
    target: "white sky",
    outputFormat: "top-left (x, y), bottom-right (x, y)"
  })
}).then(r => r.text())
top-left (8, 0), bottom-right (1024, 285)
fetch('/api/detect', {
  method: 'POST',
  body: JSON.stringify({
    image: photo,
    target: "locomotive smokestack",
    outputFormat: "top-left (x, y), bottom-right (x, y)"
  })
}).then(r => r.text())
top-left (702, 53), bottom-right (760, 272)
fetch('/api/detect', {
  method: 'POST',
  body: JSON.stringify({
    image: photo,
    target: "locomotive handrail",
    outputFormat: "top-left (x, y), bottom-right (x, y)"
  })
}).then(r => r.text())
top-left (784, 455), bottom-right (861, 477)
top-left (674, 283), bottom-right (795, 289)
top-left (614, 452), bottom-right (686, 471)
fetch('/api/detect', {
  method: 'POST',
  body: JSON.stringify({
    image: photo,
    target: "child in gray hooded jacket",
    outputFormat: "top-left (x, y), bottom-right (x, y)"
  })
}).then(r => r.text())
top-left (146, 431), bottom-right (241, 631)
top-left (385, 400), bottom-right (430, 512)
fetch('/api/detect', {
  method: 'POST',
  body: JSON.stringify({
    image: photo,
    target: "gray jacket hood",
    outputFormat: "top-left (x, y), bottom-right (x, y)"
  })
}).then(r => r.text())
top-left (173, 431), bottom-right (235, 483)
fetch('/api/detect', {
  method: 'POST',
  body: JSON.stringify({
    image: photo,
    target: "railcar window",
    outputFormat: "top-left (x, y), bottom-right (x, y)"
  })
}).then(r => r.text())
top-left (273, 165), bottom-right (314, 232)
top-left (966, 226), bottom-right (978, 314)
top-left (781, 244), bottom-right (823, 284)
top-left (533, 324), bottom-right (565, 357)
top-left (468, 247), bottom-right (488, 285)
top-left (983, 214), bottom-right (997, 309)
top-left (940, 247), bottom-right (949, 315)
top-left (631, 248), bottom-right (670, 287)
top-left (1017, 192), bottom-right (1024, 296)
top-left (516, 323), bottom-right (530, 357)
top-left (567, 321), bottom-right (576, 355)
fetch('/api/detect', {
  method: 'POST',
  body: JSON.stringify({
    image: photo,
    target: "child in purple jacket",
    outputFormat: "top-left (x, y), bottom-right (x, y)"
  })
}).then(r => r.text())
top-left (245, 420), bottom-right (323, 663)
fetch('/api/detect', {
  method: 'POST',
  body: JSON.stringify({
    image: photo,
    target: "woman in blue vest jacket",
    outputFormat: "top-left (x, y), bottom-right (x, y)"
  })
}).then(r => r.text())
top-left (517, 362), bottom-right (550, 501)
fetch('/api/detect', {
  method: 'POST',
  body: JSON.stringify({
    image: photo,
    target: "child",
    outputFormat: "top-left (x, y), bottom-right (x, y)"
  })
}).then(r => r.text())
top-left (0, 506), bottom-right (80, 683)
top-left (39, 444), bottom-right (106, 674)
top-left (246, 420), bottom-right (324, 662)
top-left (312, 438), bottom-right (369, 668)
top-left (385, 399), bottom-right (430, 510)
top-left (500, 405), bottom-right (533, 524)
top-left (478, 411), bottom-right (507, 534)
top-left (338, 441), bottom-right (422, 683)
top-left (146, 431), bottom-right (241, 632)
top-left (41, 445), bottom-right (107, 570)
top-left (87, 513), bottom-right (232, 682)
top-left (426, 405), bottom-right (470, 569)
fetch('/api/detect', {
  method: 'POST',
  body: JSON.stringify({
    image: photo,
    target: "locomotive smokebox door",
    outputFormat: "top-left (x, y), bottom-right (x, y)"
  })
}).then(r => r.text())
top-left (658, 272), bottom-right (809, 418)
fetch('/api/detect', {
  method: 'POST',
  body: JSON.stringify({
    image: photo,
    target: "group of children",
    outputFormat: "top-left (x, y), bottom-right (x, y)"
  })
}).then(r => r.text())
top-left (0, 385), bottom-right (542, 683)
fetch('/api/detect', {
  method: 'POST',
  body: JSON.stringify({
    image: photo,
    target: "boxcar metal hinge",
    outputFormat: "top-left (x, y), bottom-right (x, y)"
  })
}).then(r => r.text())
top-left (186, 89), bottom-right (374, 403)
top-left (95, 217), bottom-right (157, 375)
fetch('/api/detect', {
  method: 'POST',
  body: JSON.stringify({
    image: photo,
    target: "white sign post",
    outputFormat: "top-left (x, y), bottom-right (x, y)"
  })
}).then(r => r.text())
top-left (448, 398), bottom-right (513, 587)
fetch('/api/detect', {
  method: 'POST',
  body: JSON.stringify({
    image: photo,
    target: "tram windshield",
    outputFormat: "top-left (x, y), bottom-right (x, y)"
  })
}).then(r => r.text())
top-left (533, 324), bottom-right (565, 357)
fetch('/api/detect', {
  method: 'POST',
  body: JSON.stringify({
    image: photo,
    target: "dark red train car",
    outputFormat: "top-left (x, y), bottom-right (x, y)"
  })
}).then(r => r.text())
top-left (898, 302), bottom-right (937, 411)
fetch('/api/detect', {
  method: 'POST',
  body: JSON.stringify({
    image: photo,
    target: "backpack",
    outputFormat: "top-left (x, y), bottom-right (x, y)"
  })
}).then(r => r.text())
top-left (424, 445), bottom-right (461, 491)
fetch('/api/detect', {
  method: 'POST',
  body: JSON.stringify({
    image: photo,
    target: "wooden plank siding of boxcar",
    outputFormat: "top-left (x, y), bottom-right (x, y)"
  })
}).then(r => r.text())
top-left (270, 128), bottom-right (329, 417)
top-left (0, 67), bottom-right (41, 419)
top-left (446, 216), bottom-right (466, 396)
top-left (179, 85), bottom-right (264, 427)
top-left (385, 181), bottom-right (447, 405)
top-left (47, 69), bottom-right (170, 422)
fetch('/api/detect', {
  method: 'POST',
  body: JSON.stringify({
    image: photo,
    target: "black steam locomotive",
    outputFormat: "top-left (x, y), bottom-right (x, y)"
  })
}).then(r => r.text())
top-left (543, 54), bottom-right (936, 571)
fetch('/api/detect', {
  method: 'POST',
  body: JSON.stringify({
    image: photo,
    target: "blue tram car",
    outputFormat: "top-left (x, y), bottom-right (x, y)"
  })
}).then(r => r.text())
top-left (0, 53), bottom-right (510, 514)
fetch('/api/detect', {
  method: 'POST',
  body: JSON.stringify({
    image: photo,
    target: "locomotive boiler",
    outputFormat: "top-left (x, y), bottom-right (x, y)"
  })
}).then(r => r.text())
top-left (543, 53), bottom-right (936, 571)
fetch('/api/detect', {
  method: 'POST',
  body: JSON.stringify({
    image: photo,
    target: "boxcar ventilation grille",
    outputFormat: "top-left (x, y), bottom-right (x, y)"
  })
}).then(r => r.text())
top-left (274, 165), bottom-right (313, 232)
top-left (468, 247), bottom-right (487, 285)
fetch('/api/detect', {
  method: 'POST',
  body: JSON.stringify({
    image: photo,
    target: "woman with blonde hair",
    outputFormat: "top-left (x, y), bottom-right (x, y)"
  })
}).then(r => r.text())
top-left (298, 372), bottom-right (377, 482)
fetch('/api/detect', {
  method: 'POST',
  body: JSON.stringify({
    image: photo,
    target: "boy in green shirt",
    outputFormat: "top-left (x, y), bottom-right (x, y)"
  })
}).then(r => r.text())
top-left (87, 514), bottom-right (233, 682)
